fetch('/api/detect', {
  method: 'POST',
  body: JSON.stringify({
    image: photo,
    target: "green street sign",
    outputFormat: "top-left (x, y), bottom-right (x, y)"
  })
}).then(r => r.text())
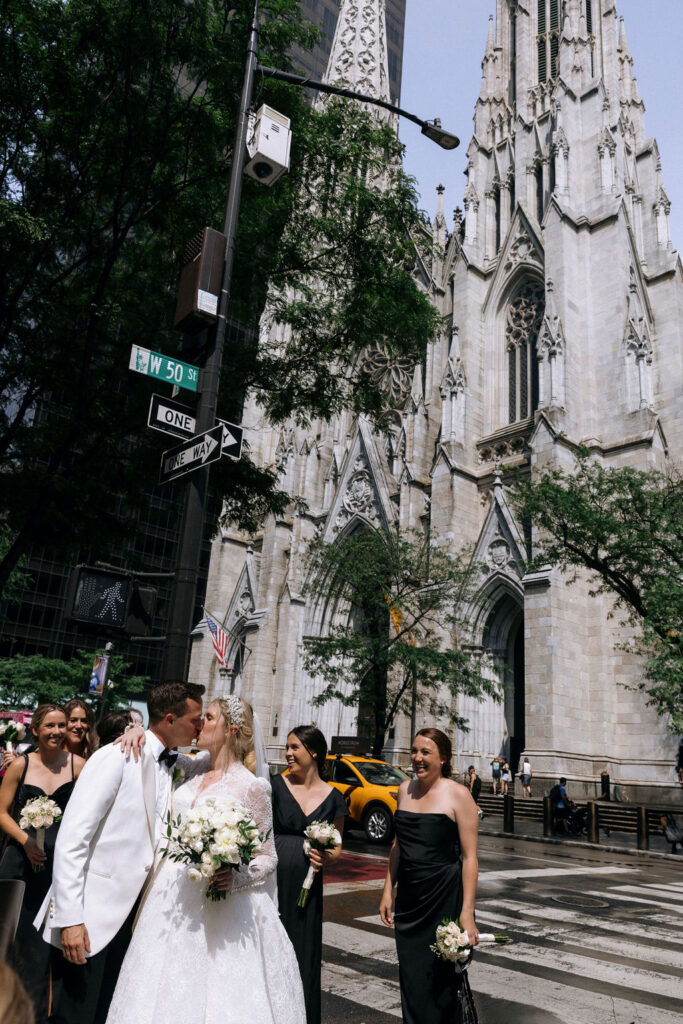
top-left (128, 345), bottom-right (199, 393)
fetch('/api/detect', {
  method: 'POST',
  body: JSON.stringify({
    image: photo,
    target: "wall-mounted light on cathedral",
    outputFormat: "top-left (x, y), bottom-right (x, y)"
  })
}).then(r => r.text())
top-left (421, 118), bottom-right (460, 151)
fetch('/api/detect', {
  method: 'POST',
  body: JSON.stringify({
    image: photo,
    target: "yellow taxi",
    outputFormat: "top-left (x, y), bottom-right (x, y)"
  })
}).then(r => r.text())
top-left (326, 754), bottom-right (411, 843)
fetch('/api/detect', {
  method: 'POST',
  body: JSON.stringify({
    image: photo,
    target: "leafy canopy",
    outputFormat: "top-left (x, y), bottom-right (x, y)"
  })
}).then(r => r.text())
top-left (303, 528), bottom-right (499, 756)
top-left (0, 0), bottom-right (441, 593)
top-left (514, 454), bottom-right (683, 731)
top-left (0, 649), bottom-right (149, 710)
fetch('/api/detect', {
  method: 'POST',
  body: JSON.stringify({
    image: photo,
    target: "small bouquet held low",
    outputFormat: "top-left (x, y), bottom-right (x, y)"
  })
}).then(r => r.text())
top-left (164, 796), bottom-right (267, 902)
top-left (431, 918), bottom-right (510, 965)
top-left (19, 795), bottom-right (62, 871)
top-left (297, 821), bottom-right (342, 908)
top-left (0, 720), bottom-right (26, 754)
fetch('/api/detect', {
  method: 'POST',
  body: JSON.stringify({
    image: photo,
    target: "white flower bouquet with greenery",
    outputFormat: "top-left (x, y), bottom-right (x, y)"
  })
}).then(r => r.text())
top-left (0, 720), bottom-right (26, 753)
top-left (431, 918), bottom-right (509, 965)
top-left (163, 796), bottom-right (266, 902)
top-left (19, 795), bottom-right (62, 871)
top-left (298, 820), bottom-right (342, 908)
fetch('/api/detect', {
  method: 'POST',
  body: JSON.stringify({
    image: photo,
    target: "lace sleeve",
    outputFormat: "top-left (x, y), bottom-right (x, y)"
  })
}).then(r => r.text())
top-left (177, 750), bottom-right (210, 783)
top-left (231, 776), bottom-right (277, 894)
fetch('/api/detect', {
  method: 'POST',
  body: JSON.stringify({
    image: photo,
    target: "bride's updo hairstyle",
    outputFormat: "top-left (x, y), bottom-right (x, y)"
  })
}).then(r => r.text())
top-left (215, 695), bottom-right (257, 774)
top-left (415, 727), bottom-right (453, 778)
top-left (289, 725), bottom-right (329, 781)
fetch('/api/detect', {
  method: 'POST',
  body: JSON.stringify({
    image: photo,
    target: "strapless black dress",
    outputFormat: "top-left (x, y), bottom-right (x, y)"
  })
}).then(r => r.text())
top-left (0, 754), bottom-right (76, 1022)
top-left (394, 810), bottom-right (476, 1024)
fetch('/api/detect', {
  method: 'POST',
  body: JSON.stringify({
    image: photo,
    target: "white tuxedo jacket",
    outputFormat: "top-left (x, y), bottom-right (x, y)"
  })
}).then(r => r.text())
top-left (35, 735), bottom-right (170, 956)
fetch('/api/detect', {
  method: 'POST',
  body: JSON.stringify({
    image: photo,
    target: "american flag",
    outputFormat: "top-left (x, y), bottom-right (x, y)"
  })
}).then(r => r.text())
top-left (205, 611), bottom-right (230, 668)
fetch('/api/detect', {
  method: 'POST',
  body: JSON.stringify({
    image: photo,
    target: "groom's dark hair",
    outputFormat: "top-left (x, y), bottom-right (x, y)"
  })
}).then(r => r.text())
top-left (147, 682), bottom-right (205, 724)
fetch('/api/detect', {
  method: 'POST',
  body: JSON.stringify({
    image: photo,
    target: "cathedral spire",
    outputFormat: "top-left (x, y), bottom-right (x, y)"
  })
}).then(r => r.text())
top-left (479, 15), bottom-right (497, 101)
top-left (323, 0), bottom-right (390, 106)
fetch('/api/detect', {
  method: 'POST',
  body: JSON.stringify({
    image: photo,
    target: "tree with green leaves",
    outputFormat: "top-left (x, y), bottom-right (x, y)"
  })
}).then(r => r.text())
top-left (0, 649), bottom-right (149, 710)
top-left (514, 454), bottom-right (683, 731)
top-left (0, 0), bottom-right (441, 595)
top-left (302, 528), bottom-right (499, 756)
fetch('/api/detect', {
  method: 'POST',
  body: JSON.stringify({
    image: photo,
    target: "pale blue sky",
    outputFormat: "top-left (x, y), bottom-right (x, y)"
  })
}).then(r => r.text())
top-left (399, 0), bottom-right (683, 247)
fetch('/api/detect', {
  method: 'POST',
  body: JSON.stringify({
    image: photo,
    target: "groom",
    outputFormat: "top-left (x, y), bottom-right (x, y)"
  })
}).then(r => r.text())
top-left (36, 681), bottom-right (205, 1024)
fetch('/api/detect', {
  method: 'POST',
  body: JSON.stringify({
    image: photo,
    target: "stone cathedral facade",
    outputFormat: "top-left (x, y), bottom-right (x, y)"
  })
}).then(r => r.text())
top-left (190, 0), bottom-right (682, 800)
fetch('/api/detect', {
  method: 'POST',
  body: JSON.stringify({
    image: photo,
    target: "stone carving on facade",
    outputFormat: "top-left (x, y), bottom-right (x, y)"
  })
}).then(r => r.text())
top-left (334, 454), bottom-right (382, 532)
top-left (440, 357), bottom-right (466, 443)
top-left (360, 341), bottom-right (415, 406)
top-left (327, 0), bottom-right (389, 102)
top-left (486, 533), bottom-right (512, 573)
top-left (504, 232), bottom-right (541, 273)
top-left (623, 268), bottom-right (654, 410)
top-left (536, 279), bottom-right (566, 408)
top-left (478, 433), bottom-right (527, 465)
top-left (275, 429), bottom-right (295, 472)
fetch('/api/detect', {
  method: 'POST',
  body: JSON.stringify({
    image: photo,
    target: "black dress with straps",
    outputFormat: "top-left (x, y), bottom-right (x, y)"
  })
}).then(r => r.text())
top-left (393, 810), bottom-right (477, 1024)
top-left (271, 772), bottom-right (348, 1024)
top-left (0, 753), bottom-right (77, 1021)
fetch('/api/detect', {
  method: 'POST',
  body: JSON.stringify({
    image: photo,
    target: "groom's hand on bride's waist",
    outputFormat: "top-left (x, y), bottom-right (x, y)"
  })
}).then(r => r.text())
top-left (61, 924), bottom-right (91, 965)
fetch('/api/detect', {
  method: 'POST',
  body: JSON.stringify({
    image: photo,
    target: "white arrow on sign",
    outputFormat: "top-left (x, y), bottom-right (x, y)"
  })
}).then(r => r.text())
top-left (159, 424), bottom-right (224, 484)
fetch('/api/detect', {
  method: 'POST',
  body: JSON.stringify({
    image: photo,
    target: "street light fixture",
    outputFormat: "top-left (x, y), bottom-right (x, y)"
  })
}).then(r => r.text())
top-left (160, 0), bottom-right (460, 681)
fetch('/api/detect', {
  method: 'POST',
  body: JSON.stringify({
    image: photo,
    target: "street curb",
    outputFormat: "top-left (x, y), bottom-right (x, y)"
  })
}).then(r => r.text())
top-left (479, 826), bottom-right (683, 862)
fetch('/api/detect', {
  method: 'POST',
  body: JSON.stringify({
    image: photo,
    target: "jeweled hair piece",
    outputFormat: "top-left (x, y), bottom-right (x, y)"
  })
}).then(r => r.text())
top-left (221, 694), bottom-right (245, 729)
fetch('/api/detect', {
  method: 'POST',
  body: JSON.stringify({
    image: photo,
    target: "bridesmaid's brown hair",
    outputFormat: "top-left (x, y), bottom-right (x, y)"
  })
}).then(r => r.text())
top-left (415, 728), bottom-right (452, 777)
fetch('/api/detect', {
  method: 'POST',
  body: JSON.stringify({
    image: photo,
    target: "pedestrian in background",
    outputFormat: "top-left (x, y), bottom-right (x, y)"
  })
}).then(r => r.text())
top-left (490, 754), bottom-right (502, 795)
top-left (272, 726), bottom-right (347, 1024)
top-left (467, 765), bottom-right (483, 818)
top-left (0, 704), bottom-right (84, 1021)
top-left (380, 728), bottom-right (480, 1023)
top-left (501, 760), bottom-right (511, 796)
top-left (96, 710), bottom-right (133, 748)
top-left (520, 755), bottom-right (532, 798)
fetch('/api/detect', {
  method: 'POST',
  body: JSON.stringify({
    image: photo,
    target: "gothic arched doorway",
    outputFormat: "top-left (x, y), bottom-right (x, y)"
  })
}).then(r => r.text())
top-left (482, 591), bottom-right (525, 773)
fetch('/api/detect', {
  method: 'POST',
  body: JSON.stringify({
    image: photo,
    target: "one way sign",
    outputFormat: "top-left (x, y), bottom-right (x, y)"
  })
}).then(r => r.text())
top-left (159, 425), bottom-right (223, 484)
top-left (217, 419), bottom-right (244, 460)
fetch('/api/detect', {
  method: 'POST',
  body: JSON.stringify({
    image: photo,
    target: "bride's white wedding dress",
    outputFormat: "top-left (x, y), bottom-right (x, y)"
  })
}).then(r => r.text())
top-left (106, 761), bottom-right (306, 1024)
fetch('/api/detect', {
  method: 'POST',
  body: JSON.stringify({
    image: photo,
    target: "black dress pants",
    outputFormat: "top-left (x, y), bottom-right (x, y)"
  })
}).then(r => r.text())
top-left (49, 901), bottom-right (139, 1024)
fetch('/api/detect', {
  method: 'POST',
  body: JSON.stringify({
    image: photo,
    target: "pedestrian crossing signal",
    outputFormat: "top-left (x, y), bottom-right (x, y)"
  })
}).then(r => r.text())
top-left (65, 566), bottom-right (156, 634)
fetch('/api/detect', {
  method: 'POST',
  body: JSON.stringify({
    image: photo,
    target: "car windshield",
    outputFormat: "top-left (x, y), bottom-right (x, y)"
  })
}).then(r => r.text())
top-left (356, 763), bottom-right (409, 786)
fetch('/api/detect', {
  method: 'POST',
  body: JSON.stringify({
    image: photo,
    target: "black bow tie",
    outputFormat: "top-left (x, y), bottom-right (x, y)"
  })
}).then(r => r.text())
top-left (159, 748), bottom-right (178, 768)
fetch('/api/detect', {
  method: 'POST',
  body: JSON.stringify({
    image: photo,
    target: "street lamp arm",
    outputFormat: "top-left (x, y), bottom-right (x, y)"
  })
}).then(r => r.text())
top-left (255, 65), bottom-right (459, 151)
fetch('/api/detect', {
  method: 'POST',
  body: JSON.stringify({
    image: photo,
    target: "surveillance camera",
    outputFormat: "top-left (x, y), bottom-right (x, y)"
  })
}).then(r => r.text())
top-left (244, 105), bottom-right (291, 187)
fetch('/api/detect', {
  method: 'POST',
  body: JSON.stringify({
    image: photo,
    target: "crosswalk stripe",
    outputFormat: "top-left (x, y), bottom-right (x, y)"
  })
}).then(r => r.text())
top-left (614, 884), bottom-right (683, 903)
top-left (479, 865), bottom-right (632, 882)
top-left (473, 910), bottom-right (683, 969)
top-left (467, 962), bottom-right (683, 1024)
top-left (323, 921), bottom-right (398, 964)
top-left (322, 962), bottom-right (403, 1019)
top-left (583, 888), bottom-right (683, 912)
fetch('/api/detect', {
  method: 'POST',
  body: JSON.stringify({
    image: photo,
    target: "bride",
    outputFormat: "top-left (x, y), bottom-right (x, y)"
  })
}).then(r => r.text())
top-left (106, 696), bottom-right (306, 1024)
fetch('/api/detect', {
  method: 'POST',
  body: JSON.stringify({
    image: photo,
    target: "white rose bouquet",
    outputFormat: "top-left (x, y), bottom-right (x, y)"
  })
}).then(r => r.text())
top-left (0, 720), bottom-right (26, 754)
top-left (298, 821), bottom-right (342, 908)
top-left (163, 796), bottom-right (267, 902)
top-left (19, 795), bottom-right (62, 872)
top-left (431, 918), bottom-right (509, 965)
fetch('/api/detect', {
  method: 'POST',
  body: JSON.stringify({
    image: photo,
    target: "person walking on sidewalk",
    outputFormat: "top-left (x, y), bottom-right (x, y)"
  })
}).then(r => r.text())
top-left (490, 755), bottom-right (502, 795)
top-left (520, 755), bottom-right (532, 798)
top-left (467, 766), bottom-right (483, 819)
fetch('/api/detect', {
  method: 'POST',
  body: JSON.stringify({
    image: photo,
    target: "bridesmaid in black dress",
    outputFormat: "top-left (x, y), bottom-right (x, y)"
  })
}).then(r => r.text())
top-left (272, 725), bottom-right (347, 1024)
top-left (380, 727), bottom-right (480, 1024)
top-left (0, 704), bottom-right (84, 1022)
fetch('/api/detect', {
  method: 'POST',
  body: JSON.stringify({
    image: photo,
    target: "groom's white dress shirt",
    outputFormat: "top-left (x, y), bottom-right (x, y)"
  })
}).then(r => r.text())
top-left (146, 730), bottom-right (174, 844)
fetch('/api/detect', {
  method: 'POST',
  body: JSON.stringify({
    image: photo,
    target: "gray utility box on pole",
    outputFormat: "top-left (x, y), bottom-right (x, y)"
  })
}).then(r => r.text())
top-left (174, 227), bottom-right (227, 334)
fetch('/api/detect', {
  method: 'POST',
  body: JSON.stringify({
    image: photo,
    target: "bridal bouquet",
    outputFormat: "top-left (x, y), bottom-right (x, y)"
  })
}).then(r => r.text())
top-left (431, 918), bottom-right (510, 965)
top-left (297, 821), bottom-right (342, 908)
top-left (19, 795), bottom-right (62, 871)
top-left (164, 796), bottom-right (266, 902)
top-left (0, 720), bottom-right (26, 753)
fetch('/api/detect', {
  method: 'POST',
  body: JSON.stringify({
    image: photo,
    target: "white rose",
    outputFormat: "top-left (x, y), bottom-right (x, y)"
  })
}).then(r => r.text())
top-left (191, 840), bottom-right (204, 854)
top-left (188, 821), bottom-right (202, 837)
top-left (187, 867), bottom-right (202, 882)
top-left (201, 851), bottom-right (213, 864)
top-left (200, 862), bottom-right (214, 878)
top-left (222, 844), bottom-right (240, 864)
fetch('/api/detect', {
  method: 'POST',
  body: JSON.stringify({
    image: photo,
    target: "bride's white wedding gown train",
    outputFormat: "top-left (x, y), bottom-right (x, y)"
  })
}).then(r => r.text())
top-left (106, 761), bottom-right (306, 1024)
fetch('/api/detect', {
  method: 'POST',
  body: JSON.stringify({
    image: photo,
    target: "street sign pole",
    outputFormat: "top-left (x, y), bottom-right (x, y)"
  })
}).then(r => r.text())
top-left (159, 2), bottom-right (260, 682)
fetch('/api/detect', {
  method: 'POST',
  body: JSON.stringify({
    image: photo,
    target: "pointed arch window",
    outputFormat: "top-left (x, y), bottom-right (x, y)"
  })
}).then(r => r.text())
top-left (506, 282), bottom-right (544, 423)
top-left (537, 0), bottom-right (561, 83)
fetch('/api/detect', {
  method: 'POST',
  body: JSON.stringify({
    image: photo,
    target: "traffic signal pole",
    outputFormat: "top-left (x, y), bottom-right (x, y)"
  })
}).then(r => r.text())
top-left (160, 1), bottom-right (261, 682)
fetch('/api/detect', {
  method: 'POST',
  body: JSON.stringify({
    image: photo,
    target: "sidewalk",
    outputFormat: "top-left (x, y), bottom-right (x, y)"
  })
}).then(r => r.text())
top-left (479, 810), bottom-right (683, 861)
